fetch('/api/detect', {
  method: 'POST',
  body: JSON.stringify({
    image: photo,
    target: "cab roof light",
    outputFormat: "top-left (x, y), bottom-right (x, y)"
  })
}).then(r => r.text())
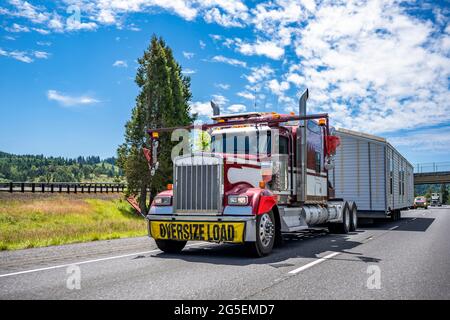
top-left (318, 118), bottom-right (326, 126)
top-left (151, 132), bottom-right (159, 138)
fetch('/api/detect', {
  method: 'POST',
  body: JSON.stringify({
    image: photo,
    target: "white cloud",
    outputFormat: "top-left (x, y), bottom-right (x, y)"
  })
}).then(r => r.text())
top-left (33, 27), bottom-right (50, 34)
top-left (47, 90), bottom-right (99, 107)
top-left (0, 48), bottom-right (32, 63)
top-left (47, 12), bottom-right (64, 32)
top-left (6, 23), bottom-right (30, 32)
top-left (33, 51), bottom-right (49, 59)
top-left (209, 34), bottom-right (222, 41)
top-left (211, 55), bottom-right (246, 67)
top-left (389, 127), bottom-right (450, 153)
top-left (0, 48), bottom-right (49, 63)
top-left (228, 104), bottom-right (246, 113)
top-left (66, 20), bottom-right (98, 31)
top-left (244, 65), bottom-right (274, 84)
top-left (237, 91), bottom-right (255, 100)
top-left (211, 94), bottom-right (228, 106)
top-left (199, 40), bottom-right (206, 49)
top-left (113, 60), bottom-right (128, 68)
top-left (182, 68), bottom-right (196, 74)
top-left (37, 41), bottom-right (51, 46)
top-left (215, 83), bottom-right (230, 90)
top-left (267, 79), bottom-right (290, 96)
top-left (204, 7), bottom-right (245, 27)
top-left (182, 51), bottom-right (195, 59)
top-left (289, 0), bottom-right (450, 134)
top-left (237, 39), bottom-right (285, 60)
top-left (5, 0), bottom-right (49, 24)
top-left (190, 101), bottom-right (213, 117)
top-left (286, 73), bottom-right (304, 87)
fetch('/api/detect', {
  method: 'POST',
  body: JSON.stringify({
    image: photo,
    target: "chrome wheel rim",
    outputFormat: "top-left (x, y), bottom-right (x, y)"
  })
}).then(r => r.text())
top-left (345, 209), bottom-right (350, 230)
top-left (259, 213), bottom-right (274, 247)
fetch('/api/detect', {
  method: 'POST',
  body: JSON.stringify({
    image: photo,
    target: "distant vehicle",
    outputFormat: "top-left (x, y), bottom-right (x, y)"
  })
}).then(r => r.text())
top-left (430, 193), bottom-right (442, 207)
top-left (414, 196), bottom-right (428, 209)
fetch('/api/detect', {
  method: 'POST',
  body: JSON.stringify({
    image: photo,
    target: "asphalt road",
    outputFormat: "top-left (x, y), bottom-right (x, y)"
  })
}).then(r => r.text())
top-left (1, 207), bottom-right (449, 300)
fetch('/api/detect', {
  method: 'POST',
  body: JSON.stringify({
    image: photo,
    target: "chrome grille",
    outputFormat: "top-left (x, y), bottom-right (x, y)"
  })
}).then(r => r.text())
top-left (174, 162), bottom-right (222, 213)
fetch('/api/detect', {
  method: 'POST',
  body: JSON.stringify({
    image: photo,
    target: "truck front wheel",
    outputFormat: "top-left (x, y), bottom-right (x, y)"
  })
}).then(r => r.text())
top-left (245, 211), bottom-right (275, 257)
top-left (155, 239), bottom-right (187, 254)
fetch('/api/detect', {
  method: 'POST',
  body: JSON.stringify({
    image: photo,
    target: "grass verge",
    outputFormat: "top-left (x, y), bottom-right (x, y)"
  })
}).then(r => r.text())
top-left (0, 193), bottom-right (146, 250)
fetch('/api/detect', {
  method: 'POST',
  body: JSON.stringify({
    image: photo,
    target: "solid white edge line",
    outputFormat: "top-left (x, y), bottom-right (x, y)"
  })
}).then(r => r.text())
top-left (288, 252), bottom-right (340, 274)
top-left (389, 226), bottom-right (399, 230)
top-left (0, 242), bottom-right (211, 279)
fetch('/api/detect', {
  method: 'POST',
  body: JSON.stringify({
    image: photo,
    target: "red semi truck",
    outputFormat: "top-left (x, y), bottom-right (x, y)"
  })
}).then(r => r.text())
top-left (130, 90), bottom-right (357, 257)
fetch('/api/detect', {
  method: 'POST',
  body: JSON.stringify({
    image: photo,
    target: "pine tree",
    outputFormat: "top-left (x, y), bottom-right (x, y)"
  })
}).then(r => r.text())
top-left (117, 36), bottom-right (195, 213)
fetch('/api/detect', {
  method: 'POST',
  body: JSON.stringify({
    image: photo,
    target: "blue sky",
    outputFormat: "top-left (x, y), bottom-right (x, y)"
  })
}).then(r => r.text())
top-left (0, 0), bottom-right (449, 167)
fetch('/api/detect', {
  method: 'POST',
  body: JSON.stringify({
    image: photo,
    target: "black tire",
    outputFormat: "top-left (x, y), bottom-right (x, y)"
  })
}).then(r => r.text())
top-left (245, 210), bottom-right (276, 257)
top-left (328, 203), bottom-right (350, 234)
top-left (155, 239), bottom-right (187, 254)
top-left (391, 210), bottom-right (401, 221)
top-left (350, 205), bottom-right (358, 232)
top-left (390, 210), bottom-right (396, 221)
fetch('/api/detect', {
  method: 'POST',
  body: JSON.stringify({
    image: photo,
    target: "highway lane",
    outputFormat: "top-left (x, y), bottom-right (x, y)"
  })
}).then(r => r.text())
top-left (0, 207), bottom-right (449, 299)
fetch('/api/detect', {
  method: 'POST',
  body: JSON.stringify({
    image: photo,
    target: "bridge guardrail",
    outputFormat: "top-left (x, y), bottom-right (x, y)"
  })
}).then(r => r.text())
top-left (414, 162), bottom-right (450, 174)
top-left (0, 182), bottom-right (126, 194)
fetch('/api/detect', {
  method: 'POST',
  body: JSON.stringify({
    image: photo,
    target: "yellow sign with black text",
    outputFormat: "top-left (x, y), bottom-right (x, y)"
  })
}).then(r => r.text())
top-left (150, 221), bottom-right (245, 243)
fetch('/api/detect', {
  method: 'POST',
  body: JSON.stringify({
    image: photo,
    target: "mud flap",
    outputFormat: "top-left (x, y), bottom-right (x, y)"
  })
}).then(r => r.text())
top-left (126, 196), bottom-right (147, 219)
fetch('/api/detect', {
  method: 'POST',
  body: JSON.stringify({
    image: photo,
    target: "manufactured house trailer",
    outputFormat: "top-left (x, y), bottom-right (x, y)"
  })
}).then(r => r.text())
top-left (329, 128), bottom-right (414, 220)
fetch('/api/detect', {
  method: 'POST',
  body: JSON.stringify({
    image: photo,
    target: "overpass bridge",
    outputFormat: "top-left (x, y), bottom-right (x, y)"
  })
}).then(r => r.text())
top-left (414, 162), bottom-right (450, 185)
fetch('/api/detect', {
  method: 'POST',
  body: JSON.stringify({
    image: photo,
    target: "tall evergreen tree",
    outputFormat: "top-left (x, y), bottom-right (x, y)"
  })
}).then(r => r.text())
top-left (117, 36), bottom-right (195, 213)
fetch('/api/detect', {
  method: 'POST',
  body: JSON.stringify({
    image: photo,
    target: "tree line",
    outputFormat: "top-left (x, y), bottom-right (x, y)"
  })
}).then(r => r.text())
top-left (0, 151), bottom-right (123, 183)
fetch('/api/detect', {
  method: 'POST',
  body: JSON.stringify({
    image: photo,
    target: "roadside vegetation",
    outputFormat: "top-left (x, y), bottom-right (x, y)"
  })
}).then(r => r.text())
top-left (0, 151), bottom-right (124, 183)
top-left (0, 194), bottom-right (146, 250)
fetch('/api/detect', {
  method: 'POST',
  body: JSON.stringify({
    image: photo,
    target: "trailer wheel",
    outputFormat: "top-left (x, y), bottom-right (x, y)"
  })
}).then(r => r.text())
top-left (390, 210), bottom-right (401, 221)
top-left (155, 239), bottom-right (187, 254)
top-left (245, 210), bottom-right (275, 257)
top-left (328, 203), bottom-right (350, 234)
top-left (350, 205), bottom-right (358, 232)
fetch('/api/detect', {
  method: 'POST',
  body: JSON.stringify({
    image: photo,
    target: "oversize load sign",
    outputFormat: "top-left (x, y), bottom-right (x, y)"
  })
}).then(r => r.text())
top-left (151, 221), bottom-right (245, 243)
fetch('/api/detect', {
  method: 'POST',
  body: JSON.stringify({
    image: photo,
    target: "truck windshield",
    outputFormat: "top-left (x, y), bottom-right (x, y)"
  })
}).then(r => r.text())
top-left (211, 131), bottom-right (271, 155)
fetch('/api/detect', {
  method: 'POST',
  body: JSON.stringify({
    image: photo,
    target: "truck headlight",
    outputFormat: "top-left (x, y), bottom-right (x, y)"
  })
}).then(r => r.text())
top-left (228, 195), bottom-right (248, 206)
top-left (153, 196), bottom-right (172, 206)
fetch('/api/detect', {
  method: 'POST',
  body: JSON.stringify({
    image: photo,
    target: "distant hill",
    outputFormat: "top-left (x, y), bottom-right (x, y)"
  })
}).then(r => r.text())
top-left (0, 151), bottom-right (124, 183)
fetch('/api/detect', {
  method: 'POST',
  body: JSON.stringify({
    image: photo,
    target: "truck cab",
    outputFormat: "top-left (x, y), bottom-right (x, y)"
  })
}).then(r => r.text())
top-left (144, 90), bottom-right (357, 257)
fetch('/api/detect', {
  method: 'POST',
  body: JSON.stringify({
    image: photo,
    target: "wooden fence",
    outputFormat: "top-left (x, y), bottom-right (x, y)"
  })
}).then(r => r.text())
top-left (0, 182), bottom-right (126, 194)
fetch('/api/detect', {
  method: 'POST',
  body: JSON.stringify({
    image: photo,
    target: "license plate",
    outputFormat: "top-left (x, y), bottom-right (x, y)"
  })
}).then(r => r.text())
top-left (150, 221), bottom-right (245, 243)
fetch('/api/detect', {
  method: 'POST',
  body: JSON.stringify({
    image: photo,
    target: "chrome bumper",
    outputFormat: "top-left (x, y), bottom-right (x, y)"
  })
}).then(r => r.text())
top-left (146, 214), bottom-right (257, 242)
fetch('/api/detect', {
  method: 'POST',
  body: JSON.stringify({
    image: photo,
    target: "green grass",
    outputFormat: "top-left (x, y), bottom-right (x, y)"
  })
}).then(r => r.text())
top-left (0, 194), bottom-right (147, 250)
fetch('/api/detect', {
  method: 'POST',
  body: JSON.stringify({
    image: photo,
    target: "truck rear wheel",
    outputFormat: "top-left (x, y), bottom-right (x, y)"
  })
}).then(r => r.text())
top-left (155, 239), bottom-right (187, 254)
top-left (350, 205), bottom-right (358, 231)
top-left (245, 211), bottom-right (275, 257)
top-left (328, 204), bottom-right (350, 234)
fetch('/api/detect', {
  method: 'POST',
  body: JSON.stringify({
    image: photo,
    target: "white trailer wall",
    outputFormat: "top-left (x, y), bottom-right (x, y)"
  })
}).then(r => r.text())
top-left (330, 129), bottom-right (386, 213)
top-left (386, 144), bottom-right (414, 211)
